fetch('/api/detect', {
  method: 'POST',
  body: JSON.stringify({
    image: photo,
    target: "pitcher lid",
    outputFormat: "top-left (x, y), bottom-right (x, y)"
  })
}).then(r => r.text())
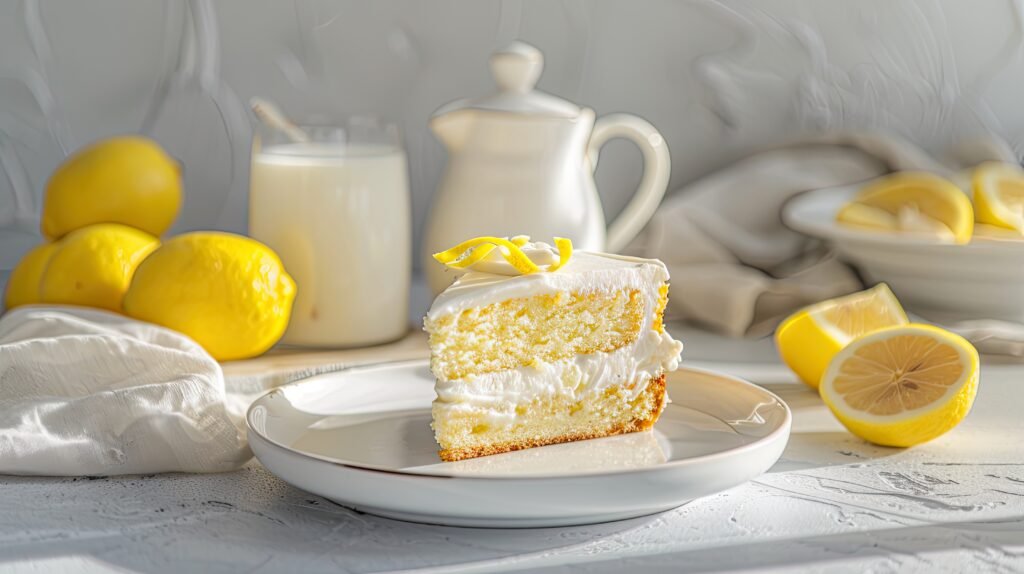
top-left (433, 41), bottom-right (580, 119)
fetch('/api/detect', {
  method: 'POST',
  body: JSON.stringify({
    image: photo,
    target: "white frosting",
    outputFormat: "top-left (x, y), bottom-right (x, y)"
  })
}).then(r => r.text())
top-left (428, 249), bottom-right (672, 321)
top-left (427, 250), bottom-right (684, 429)
top-left (434, 329), bottom-right (682, 427)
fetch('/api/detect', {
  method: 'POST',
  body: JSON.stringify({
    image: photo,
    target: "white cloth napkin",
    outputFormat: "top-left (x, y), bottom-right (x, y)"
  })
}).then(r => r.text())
top-left (0, 306), bottom-right (250, 476)
top-left (635, 131), bottom-right (1024, 352)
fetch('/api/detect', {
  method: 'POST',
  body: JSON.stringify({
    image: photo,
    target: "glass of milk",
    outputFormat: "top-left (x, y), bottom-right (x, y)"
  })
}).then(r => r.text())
top-left (249, 117), bottom-right (410, 348)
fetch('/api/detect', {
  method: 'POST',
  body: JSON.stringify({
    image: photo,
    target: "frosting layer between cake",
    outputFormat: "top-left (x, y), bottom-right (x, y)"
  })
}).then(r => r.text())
top-left (434, 328), bottom-right (682, 427)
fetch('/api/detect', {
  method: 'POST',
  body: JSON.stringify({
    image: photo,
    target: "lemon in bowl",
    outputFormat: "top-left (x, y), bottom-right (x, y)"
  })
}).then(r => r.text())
top-left (123, 232), bottom-right (296, 361)
top-left (42, 135), bottom-right (182, 239)
top-left (784, 177), bottom-right (1024, 323)
top-left (972, 162), bottom-right (1024, 234)
top-left (834, 172), bottom-right (973, 244)
top-left (38, 223), bottom-right (160, 312)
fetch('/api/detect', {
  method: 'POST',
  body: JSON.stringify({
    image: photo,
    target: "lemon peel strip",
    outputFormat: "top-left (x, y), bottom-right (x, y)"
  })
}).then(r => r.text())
top-left (439, 242), bottom-right (498, 270)
top-left (439, 236), bottom-right (533, 270)
top-left (432, 236), bottom-right (573, 274)
top-left (547, 237), bottom-right (573, 272)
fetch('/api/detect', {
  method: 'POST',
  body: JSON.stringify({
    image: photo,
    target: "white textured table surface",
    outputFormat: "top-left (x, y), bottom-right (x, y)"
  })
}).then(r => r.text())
top-left (2, 338), bottom-right (1024, 573)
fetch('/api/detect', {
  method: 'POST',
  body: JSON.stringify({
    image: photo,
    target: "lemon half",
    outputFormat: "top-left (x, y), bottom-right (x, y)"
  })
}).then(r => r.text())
top-left (819, 324), bottom-right (979, 447)
top-left (836, 172), bottom-right (973, 244)
top-left (972, 162), bottom-right (1024, 233)
top-left (775, 284), bottom-right (908, 388)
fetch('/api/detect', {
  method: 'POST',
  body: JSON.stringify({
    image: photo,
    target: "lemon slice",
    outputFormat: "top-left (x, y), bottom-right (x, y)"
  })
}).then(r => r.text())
top-left (972, 162), bottom-right (1024, 232)
top-left (835, 203), bottom-right (898, 231)
top-left (819, 324), bottom-right (979, 447)
top-left (775, 284), bottom-right (908, 388)
top-left (836, 172), bottom-right (973, 244)
top-left (836, 202), bottom-right (956, 240)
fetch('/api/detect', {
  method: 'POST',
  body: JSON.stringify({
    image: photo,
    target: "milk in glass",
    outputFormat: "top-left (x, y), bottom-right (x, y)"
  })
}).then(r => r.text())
top-left (249, 130), bottom-right (410, 347)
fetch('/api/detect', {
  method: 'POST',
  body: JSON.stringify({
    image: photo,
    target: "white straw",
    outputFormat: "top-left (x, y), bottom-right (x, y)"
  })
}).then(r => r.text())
top-left (250, 97), bottom-right (310, 143)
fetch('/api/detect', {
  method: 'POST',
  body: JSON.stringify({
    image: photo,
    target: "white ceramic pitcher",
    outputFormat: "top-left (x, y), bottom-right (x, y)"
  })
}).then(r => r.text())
top-left (423, 41), bottom-right (671, 294)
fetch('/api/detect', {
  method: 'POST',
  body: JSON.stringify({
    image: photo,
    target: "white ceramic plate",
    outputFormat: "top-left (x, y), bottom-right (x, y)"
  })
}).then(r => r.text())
top-left (247, 360), bottom-right (791, 528)
top-left (783, 182), bottom-right (1024, 322)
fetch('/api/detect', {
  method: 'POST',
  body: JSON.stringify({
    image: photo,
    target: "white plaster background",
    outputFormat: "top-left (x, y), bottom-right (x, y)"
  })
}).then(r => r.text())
top-left (2, 0), bottom-right (1024, 286)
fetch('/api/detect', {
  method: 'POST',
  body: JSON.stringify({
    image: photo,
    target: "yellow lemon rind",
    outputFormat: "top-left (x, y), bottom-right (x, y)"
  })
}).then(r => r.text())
top-left (775, 311), bottom-right (844, 389)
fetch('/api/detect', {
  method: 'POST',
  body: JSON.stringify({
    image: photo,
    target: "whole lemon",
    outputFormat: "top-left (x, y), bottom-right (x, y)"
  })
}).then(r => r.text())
top-left (4, 242), bottom-right (59, 309)
top-left (42, 136), bottom-right (182, 239)
top-left (39, 223), bottom-right (160, 311)
top-left (123, 232), bottom-right (296, 361)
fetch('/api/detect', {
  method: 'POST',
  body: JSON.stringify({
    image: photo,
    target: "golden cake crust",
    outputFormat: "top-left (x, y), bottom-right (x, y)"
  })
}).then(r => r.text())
top-left (438, 374), bottom-right (667, 462)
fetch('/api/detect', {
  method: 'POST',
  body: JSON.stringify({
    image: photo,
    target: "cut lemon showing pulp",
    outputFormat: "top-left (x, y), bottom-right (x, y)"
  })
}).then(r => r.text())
top-left (972, 162), bottom-right (1024, 232)
top-left (836, 172), bottom-right (973, 244)
top-left (819, 324), bottom-right (979, 447)
top-left (836, 202), bottom-right (956, 241)
top-left (775, 284), bottom-right (908, 389)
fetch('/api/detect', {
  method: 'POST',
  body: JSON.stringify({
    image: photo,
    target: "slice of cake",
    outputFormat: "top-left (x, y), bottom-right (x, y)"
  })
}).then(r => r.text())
top-left (425, 236), bottom-right (683, 462)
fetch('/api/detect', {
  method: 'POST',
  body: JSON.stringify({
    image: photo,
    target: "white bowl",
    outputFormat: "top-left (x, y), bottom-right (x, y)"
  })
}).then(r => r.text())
top-left (783, 182), bottom-right (1024, 322)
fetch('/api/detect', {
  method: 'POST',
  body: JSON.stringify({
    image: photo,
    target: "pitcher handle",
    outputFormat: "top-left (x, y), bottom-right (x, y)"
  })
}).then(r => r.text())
top-left (587, 113), bottom-right (671, 253)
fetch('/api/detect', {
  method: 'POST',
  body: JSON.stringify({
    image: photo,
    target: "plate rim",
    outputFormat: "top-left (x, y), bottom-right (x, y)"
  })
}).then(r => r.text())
top-left (245, 359), bottom-right (793, 481)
